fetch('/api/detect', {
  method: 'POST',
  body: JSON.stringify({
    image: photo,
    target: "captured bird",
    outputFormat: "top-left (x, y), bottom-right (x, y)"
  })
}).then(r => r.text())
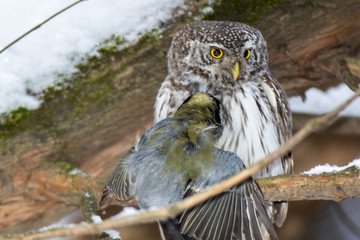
top-left (155, 21), bottom-right (293, 227)
top-left (100, 93), bottom-right (278, 240)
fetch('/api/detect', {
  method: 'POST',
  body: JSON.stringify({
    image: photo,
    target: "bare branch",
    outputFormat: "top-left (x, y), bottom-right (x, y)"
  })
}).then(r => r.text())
top-left (0, 0), bottom-right (85, 54)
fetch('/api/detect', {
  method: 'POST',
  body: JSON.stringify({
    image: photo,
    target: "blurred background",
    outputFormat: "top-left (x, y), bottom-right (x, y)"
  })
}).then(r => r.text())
top-left (0, 0), bottom-right (359, 239)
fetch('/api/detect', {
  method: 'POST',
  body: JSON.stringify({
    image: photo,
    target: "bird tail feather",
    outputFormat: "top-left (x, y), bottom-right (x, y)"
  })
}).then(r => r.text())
top-left (178, 180), bottom-right (278, 240)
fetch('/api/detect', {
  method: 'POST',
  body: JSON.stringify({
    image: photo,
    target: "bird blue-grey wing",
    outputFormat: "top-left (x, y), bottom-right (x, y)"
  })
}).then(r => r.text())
top-left (178, 149), bottom-right (278, 240)
top-left (178, 183), bottom-right (278, 240)
top-left (100, 146), bottom-right (138, 206)
top-left (160, 220), bottom-right (198, 240)
top-left (101, 118), bottom-right (187, 209)
top-left (131, 145), bottom-right (185, 209)
top-left (100, 119), bottom-right (176, 206)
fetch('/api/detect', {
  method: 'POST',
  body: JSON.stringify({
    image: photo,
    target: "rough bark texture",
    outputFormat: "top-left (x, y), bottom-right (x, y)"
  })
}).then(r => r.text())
top-left (264, 1), bottom-right (360, 97)
top-left (0, 0), bottom-right (360, 238)
top-left (1, 166), bottom-right (360, 240)
top-left (257, 166), bottom-right (360, 202)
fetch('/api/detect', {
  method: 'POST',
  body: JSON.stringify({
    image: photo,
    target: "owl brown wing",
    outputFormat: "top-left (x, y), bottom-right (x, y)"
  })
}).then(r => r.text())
top-left (265, 77), bottom-right (293, 174)
top-left (262, 77), bottom-right (293, 227)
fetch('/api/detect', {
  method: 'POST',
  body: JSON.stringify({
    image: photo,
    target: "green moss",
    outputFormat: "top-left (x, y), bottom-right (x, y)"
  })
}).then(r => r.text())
top-left (55, 161), bottom-right (76, 174)
top-left (80, 191), bottom-right (98, 223)
top-left (0, 107), bottom-right (30, 138)
top-left (0, 26), bottom-right (169, 157)
top-left (204, 0), bottom-right (285, 24)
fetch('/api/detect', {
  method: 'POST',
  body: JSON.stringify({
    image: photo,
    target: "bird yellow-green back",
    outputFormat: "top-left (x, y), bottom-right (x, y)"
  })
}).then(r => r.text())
top-left (158, 93), bottom-right (221, 184)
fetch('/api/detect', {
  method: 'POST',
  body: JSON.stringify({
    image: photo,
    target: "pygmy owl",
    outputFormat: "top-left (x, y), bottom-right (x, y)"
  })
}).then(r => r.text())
top-left (154, 21), bottom-right (293, 227)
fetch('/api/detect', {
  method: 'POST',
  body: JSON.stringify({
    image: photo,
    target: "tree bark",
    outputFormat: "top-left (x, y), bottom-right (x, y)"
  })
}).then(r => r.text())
top-left (1, 0), bottom-right (360, 235)
top-left (1, 166), bottom-right (359, 240)
top-left (257, 166), bottom-right (360, 202)
top-left (264, 0), bottom-right (360, 97)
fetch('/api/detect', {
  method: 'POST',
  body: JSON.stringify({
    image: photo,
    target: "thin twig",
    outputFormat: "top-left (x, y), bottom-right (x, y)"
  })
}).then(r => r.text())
top-left (0, 0), bottom-right (86, 54)
top-left (1, 89), bottom-right (359, 240)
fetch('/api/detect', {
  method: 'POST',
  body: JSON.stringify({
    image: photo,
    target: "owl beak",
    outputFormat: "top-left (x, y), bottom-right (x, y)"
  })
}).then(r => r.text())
top-left (231, 61), bottom-right (240, 80)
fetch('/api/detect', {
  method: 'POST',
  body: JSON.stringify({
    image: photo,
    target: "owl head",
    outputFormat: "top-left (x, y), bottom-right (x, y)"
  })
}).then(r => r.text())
top-left (168, 21), bottom-right (269, 85)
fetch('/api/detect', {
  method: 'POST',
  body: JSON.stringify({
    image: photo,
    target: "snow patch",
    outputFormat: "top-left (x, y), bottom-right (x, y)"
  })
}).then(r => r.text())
top-left (111, 207), bottom-right (141, 219)
top-left (105, 230), bottom-right (121, 240)
top-left (0, 0), bottom-right (186, 114)
top-left (289, 84), bottom-right (360, 117)
top-left (200, 6), bottom-right (214, 15)
top-left (91, 215), bottom-right (121, 239)
top-left (91, 215), bottom-right (103, 224)
top-left (69, 168), bottom-right (87, 176)
top-left (38, 223), bottom-right (75, 232)
top-left (303, 158), bottom-right (360, 176)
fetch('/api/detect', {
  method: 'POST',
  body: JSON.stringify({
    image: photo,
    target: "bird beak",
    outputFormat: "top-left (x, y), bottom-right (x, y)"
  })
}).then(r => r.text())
top-left (231, 61), bottom-right (240, 80)
top-left (202, 125), bottom-right (218, 132)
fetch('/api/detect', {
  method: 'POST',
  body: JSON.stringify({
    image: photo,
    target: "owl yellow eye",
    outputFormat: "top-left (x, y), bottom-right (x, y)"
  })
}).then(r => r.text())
top-left (210, 48), bottom-right (223, 59)
top-left (244, 49), bottom-right (251, 59)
